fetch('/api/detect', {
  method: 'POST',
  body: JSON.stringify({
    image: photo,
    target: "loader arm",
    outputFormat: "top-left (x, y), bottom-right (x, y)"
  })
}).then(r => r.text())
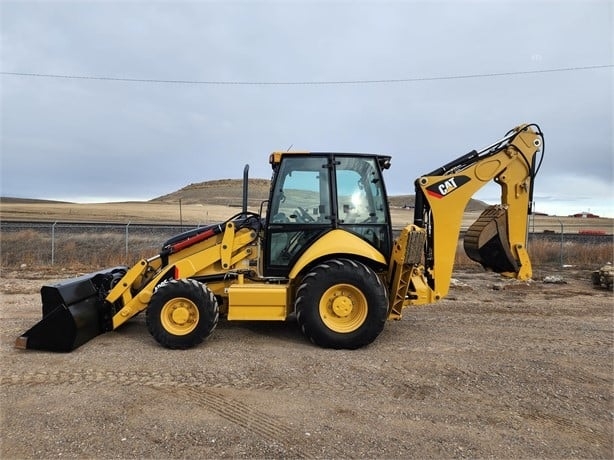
top-left (16, 214), bottom-right (260, 351)
top-left (108, 218), bottom-right (259, 329)
top-left (388, 124), bottom-right (543, 318)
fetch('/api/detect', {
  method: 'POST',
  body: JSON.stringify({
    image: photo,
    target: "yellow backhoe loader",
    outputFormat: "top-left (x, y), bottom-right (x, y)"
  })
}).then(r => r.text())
top-left (16, 123), bottom-right (544, 352)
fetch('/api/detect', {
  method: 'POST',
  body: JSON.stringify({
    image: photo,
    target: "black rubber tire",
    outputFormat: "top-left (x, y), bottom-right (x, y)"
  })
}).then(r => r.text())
top-left (146, 278), bottom-right (219, 349)
top-left (295, 258), bottom-right (388, 349)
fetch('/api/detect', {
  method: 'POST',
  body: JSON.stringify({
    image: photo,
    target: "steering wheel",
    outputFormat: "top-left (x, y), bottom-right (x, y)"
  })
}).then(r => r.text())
top-left (294, 206), bottom-right (315, 223)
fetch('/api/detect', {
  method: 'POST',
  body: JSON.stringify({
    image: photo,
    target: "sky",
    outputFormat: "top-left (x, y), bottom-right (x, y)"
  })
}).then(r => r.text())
top-left (1, 0), bottom-right (612, 217)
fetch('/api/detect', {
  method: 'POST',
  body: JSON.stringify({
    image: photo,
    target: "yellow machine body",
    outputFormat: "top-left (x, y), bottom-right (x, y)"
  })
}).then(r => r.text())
top-left (16, 124), bottom-right (544, 352)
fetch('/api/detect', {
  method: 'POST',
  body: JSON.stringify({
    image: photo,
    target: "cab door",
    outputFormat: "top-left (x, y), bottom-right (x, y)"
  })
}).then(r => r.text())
top-left (264, 155), bottom-right (333, 277)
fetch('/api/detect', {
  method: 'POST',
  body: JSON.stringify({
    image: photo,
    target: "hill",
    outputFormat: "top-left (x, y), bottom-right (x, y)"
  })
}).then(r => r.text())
top-left (152, 179), bottom-right (272, 207)
top-left (0, 197), bottom-right (73, 205)
top-left (150, 179), bottom-right (488, 211)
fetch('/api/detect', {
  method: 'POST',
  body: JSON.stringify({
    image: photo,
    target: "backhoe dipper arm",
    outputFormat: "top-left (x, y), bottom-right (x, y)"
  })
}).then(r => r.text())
top-left (388, 124), bottom-right (543, 317)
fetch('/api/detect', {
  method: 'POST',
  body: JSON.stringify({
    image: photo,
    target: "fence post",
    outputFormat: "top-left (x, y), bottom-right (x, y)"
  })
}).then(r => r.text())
top-left (558, 218), bottom-right (564, 266)
top-left (125, 221), bottom-right (131, 261)
top-left (51, 221), bottom-right (57, 265)
top-left (526, 214), bottom-right (533, 252)
top-left (530, 212), bottom-right (535, 234)
top-left (179, 199), bottom-right (183, 231)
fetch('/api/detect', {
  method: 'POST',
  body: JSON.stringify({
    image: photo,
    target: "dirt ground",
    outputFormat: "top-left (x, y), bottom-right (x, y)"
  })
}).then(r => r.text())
top-left (0, 266), bottom-right (612, 459)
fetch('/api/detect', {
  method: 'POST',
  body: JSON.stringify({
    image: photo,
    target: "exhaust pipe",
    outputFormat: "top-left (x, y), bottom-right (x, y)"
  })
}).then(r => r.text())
top-left (15, 266), bottom-right (127, 352)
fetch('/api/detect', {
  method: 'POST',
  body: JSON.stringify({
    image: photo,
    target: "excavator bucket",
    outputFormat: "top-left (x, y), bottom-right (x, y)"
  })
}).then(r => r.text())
top-left (15, 267), bottom-right (126, 352)
top-left (463, 205), bottom-right (519, 274)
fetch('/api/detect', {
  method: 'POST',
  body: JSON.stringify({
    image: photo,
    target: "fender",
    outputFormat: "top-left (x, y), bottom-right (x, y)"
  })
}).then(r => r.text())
top-left (288, 229), bottom-right (386, 280)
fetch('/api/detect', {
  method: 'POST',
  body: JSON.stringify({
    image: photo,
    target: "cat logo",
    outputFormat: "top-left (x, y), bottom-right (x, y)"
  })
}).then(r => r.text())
top-left (426, 175), bottom-right (470, 199)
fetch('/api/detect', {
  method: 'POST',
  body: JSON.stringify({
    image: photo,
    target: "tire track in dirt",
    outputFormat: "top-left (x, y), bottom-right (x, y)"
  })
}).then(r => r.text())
top-left (6, 362), bottom-right (604, 402)
top-left (1, 369), bottom-right (252, 388)
top-left (0, 367), bottom-right (402, 406)
top-left (2, 367), bottom-right (424, 396)
top-left (0, 369), bottom-right (336, 459)
top-left (174, 386), bottom-right (321, 459)
top-left (521, 410), bottom-right (610, 447)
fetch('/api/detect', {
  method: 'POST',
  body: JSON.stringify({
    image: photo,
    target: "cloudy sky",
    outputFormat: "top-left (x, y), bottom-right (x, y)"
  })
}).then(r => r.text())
top-left (1, 0), bottom-right (612, 217)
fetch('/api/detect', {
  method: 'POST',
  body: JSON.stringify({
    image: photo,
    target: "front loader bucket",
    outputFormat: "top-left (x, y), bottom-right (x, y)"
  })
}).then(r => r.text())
top-left (463, 205), bottom-right (519, 274)
top-left (15, 267), bottom-right (127, 352)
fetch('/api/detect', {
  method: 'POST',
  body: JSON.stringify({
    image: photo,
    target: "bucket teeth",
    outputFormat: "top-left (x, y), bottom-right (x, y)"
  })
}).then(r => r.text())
top-left (14, 336), bottom-right (28, 350)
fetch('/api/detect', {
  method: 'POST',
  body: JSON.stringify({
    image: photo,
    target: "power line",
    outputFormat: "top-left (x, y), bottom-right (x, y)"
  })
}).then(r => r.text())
top-left (1, 64), bottom-right (612, 86)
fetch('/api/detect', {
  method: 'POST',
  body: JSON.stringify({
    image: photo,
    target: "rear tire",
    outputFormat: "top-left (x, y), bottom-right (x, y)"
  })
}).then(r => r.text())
top-left (146, 279), bottom-right (219, 349)
top-left (295, 258), bottom-right (388, 349)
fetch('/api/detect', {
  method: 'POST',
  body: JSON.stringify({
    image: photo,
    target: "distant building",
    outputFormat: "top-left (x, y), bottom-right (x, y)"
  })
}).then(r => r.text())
top-left (570, 212), bottom-right (600, 218)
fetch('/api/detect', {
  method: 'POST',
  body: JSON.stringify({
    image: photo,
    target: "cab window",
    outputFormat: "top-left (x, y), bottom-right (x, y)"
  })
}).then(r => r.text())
top-left (336, 156), bottom-right (390, 256)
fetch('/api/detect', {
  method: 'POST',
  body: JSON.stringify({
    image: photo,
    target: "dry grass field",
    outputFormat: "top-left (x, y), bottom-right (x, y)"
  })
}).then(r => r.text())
top-left (0, 200), bottom-right (236, 225)
top-left (1, 175), bottom-right (612, 269)
top-left (1, 188), bottom-right (612, 269)
top-left (1, 198), bottom-right (612, 234)
top-left (2, 177), bottom-right (612, 232)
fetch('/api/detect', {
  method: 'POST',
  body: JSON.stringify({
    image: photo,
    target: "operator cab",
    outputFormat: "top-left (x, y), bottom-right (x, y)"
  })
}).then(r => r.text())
top-left (264, 152), bottom-right (392, 277)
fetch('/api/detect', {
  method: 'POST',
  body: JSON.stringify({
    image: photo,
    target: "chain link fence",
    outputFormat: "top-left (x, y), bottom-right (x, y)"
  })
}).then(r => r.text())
top-left (1, 220), bottom-right (612, 268)
top-left (1, 221), bottom-right (195, 267)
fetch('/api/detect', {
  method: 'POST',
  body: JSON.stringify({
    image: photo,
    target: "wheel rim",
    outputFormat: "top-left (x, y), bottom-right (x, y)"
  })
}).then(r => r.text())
top-left (319, 283), bottom-right (368, 333)
top-left (160, 297), bottom-right (200, 336)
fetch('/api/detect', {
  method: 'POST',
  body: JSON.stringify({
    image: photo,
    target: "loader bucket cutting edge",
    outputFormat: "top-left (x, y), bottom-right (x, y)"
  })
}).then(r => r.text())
top-left (15, 266), bottom-right (127, 352)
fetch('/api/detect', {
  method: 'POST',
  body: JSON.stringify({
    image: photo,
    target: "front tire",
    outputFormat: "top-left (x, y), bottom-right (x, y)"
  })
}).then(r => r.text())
top-left (146, 279), bottom-right (219, 349)
top-left (295, 258), bottom-right (388, 349)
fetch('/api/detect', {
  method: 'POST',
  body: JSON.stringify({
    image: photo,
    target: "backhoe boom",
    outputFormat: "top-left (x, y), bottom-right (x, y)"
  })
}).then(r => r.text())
top-left (388, 124), bottom-right (543, 314)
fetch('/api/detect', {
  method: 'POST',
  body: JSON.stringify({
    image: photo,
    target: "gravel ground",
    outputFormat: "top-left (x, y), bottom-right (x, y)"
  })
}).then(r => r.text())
top-left (1, 266), bottom-right (612, 459)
